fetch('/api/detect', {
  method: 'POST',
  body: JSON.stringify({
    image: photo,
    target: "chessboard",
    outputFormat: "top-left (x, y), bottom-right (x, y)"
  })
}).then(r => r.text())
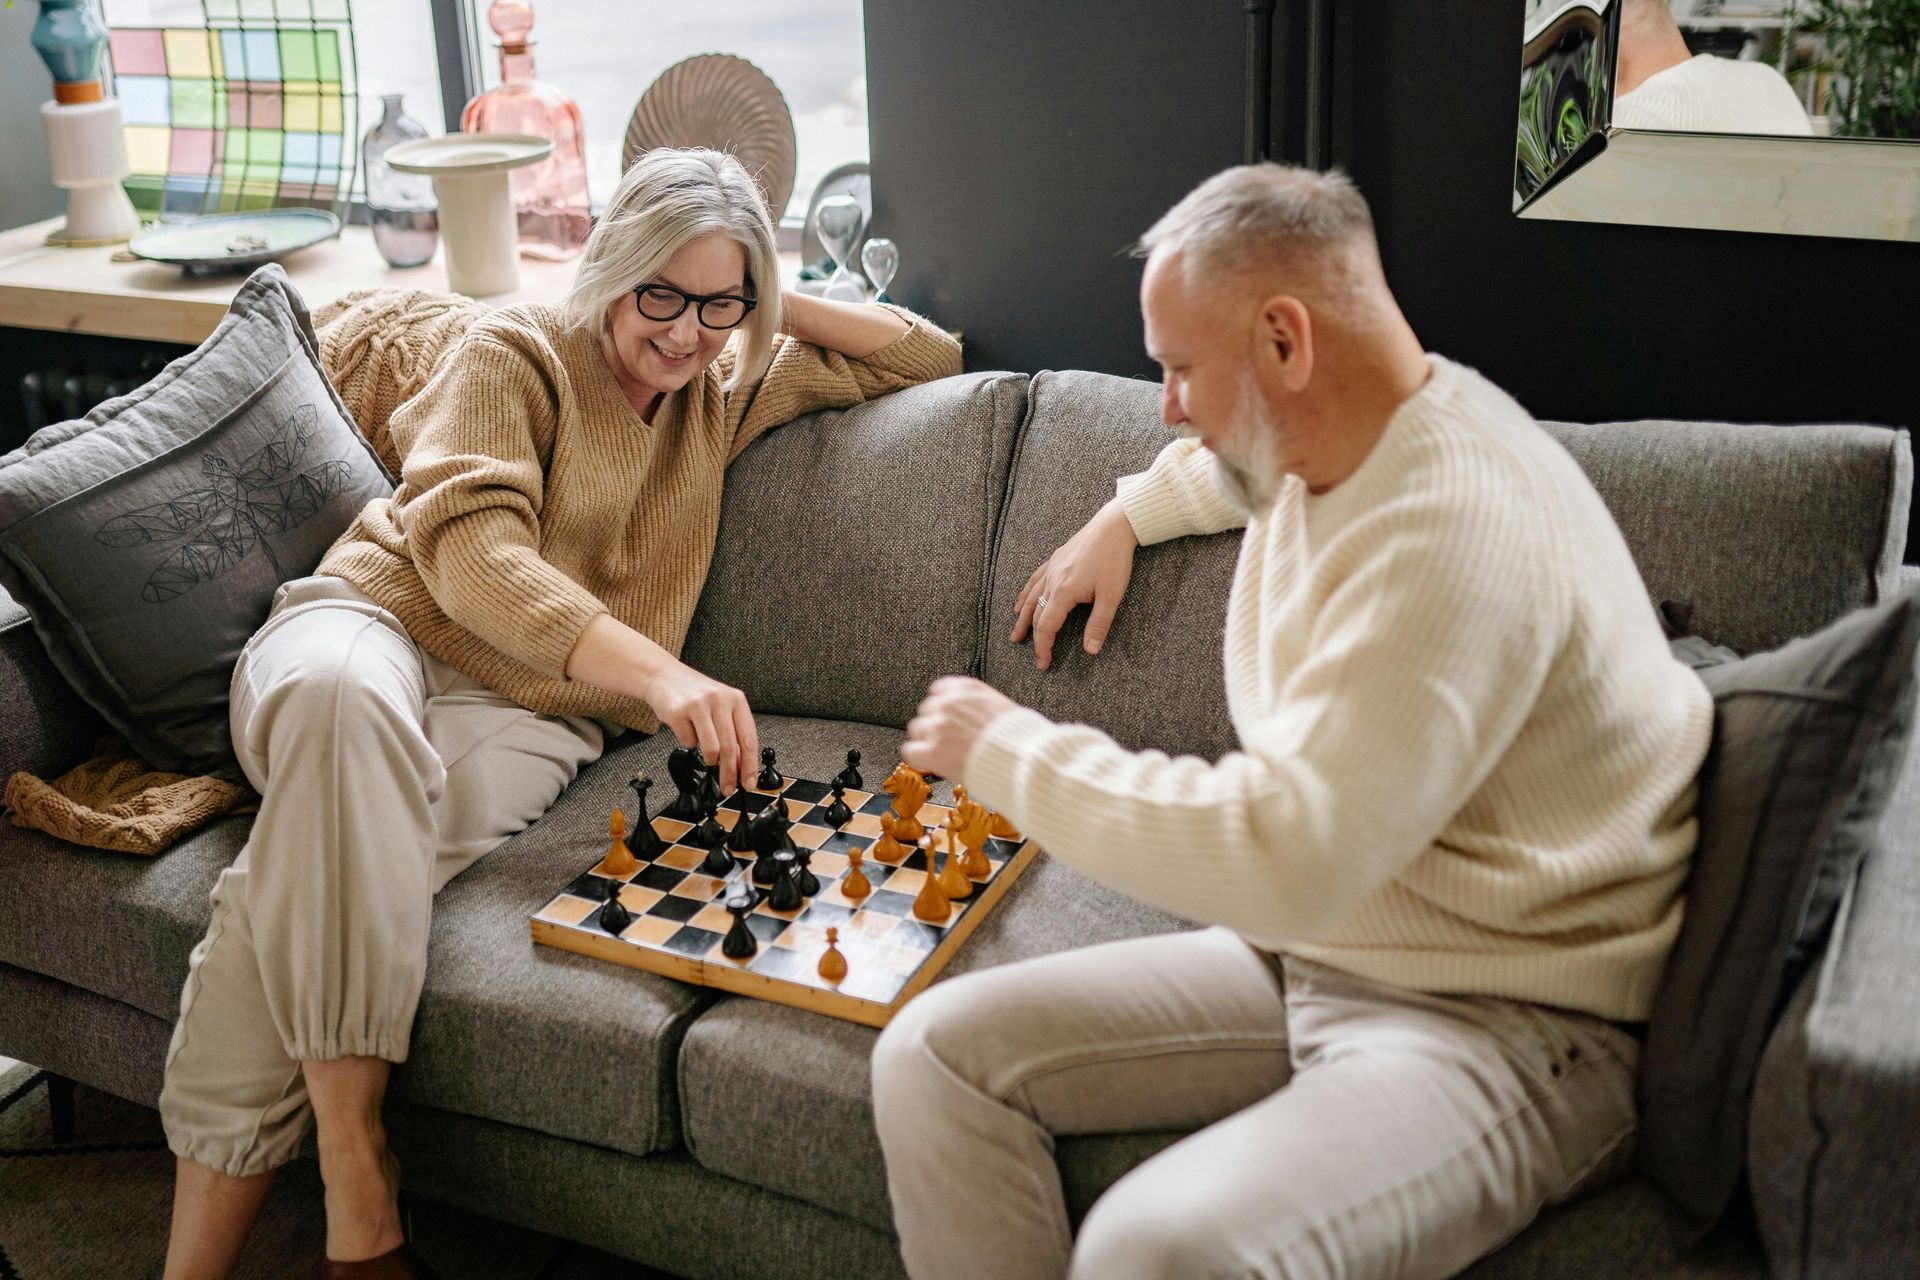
top-left (530, 769), bottom-right (1040, 1027)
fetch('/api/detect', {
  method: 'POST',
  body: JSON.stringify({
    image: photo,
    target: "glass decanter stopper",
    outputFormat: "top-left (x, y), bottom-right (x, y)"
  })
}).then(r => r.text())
top-left (459, 0), bottom-right (591, 260)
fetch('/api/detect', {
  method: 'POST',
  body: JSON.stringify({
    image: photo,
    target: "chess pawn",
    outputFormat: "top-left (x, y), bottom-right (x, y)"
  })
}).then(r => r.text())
top-left (912, 839), bottom-right (952, 923)
top-left (726, 805), bottom-right (759, 852)
top-left (822, 784), bottom-right (854, 828)
top-left (768, 852), bottom-right (804, 912)
top-left (793, 846), bottom-right (821, 897)
top-left (756, 746), bottom-right (782, 790)
top-left (937, 827), bottom-right (973, 901)
top-left (870, 812), bottom-right (909, 863)
top-left (597, 808), bottom-right (639, 878)
top-left (597, 885), bottom-right (633, 936)
top-left (842, 847), bottom-right (872, 901)
top-left (818, 926), bottom-right (848, 983)
top-left (988, 810), bottom-right (1021, 840)
top-left (626, 775), bottom-right (666, 858)
top-left (721, 892), bottom-right (758, 960)
top-left (834, 748), bottom-right (863, 790)
top-left (751, 843), bottom-right (782, 886)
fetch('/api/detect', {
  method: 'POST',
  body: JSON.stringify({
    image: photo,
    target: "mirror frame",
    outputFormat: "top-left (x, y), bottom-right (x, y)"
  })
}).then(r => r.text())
top-left (1514, 0), bottom-right (1920, 243)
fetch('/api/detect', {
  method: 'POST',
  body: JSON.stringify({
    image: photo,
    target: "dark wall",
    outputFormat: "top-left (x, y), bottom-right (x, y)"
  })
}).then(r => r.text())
top-left (865, 1), bottom-right (1916, 561)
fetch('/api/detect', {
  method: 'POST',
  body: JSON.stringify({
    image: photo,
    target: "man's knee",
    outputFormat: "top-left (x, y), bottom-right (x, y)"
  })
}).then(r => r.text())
top-left (871, 971), bottom-right (1019, 1128)
top-left (1072, 1174), bottom-right (1249, 1280)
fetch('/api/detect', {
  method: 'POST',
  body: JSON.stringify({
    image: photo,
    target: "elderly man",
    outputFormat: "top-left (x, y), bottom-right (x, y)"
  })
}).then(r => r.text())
top-left (876, 163), bottom-right (1712, 1280)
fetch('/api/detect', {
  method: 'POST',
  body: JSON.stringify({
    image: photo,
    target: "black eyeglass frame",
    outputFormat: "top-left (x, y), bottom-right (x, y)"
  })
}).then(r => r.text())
top-left (632, 281), bottom-right (759, 330)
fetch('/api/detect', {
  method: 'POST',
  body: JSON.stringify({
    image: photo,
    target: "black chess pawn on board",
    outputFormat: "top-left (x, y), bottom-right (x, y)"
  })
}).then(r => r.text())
top-left (721, 892), bottom-right (758, 960)
top-left (756, 746), bottom-right (782, 790)
top-left (726, 803), bottom-right (759, 852)
top-left (823, 784), bottom-right (854, 828)
top-left (664, 747), bottom-right (706, 820)
top-left (699, 835), bottom-right (737, 880)
top-left (597, 886), bottom-right (633, 936)
top-left (625, 775), bottom-right (666, 859)
top-left (793, 845), bottom-right (821, 897)
top-left (751, 843), bottom-right (782, 887)
top-left (834, 748), bottom-right (863, 790)
top-left (768, 852), bottom-right (803, 912)
top-left (687, 798), bottom-right (727, 850)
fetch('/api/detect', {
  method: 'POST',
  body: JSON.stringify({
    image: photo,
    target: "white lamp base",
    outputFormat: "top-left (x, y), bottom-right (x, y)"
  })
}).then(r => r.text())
top-left (41, 98), bottom-right (140, 245)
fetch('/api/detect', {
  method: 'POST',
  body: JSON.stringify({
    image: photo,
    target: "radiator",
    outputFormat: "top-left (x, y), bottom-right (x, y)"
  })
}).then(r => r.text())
top-left (19, 358), bottom-right (168, 433)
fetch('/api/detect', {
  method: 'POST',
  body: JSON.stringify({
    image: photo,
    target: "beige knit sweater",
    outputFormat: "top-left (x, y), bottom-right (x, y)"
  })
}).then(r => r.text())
top-left (316, 303), bottom-right (962, 730)
top-left (967, 356), bottom-right (1714, 1021)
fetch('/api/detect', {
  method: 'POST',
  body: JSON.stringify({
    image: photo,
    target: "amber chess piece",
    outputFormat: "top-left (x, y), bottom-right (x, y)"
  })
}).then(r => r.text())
top-left (912, 837), bottom-right (952, 923)
top-left (596, 808), bottom-right (639, 878)
top-left (988, 809), bottom-right (1021, 840)
top-left (937, 825), bottom-right (973, 901)
top-left (818, 926), bottom-right (849, 983)
top-left (951, 786), bottom-right (993, 880)
top-left (870, 812), bottom-right (909, 863)
top-left (842, 847), bottom-right (873, 901)
top-left (882, 761), bottom-right (930, 843)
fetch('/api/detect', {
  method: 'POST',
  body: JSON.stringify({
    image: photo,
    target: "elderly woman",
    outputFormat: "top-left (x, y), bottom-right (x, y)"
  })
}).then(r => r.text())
top-left (159, 148), bottom-right (961, 1279)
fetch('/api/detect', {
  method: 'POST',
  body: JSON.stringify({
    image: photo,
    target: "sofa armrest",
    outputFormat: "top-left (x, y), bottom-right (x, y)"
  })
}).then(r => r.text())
top-left (1749, 730), bottom-right (1920, 1278)
top-left (0, 591), bottom-right (108, 781)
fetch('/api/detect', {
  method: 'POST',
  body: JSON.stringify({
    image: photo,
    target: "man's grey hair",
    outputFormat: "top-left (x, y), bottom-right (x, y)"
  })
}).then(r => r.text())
top-left (1134, 164), bottom-right (1381, 302)
top-left (561, 148), bottom-right (780, 392)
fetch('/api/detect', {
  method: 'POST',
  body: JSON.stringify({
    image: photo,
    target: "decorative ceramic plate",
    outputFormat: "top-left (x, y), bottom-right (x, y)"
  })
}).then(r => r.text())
top-left (383, 133), bottom-right (553, 177)
top-left (624, 54), bottom-right (798, 218)
top-left (127, 209), bottom-right (341, 273)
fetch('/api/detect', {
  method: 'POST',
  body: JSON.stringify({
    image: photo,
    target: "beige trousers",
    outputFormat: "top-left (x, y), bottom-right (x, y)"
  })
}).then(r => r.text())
top-left (871, 928), bottom-right (1641, 1280)
top-left (159, 576), bottom-right (611, 1177)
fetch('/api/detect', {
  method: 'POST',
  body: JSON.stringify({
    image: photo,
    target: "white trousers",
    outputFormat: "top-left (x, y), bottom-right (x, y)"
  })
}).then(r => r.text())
top-left (159, 576), bottom-right (610, 1176)
top-left (872, 928), bottom-right (1641, 1280)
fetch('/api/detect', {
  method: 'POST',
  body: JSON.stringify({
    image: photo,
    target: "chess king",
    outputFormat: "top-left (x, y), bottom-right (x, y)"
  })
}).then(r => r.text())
top-left (886, 163), bottom-right (1711, 1280)
top-left (156, 148), bottom-right (960, 1278)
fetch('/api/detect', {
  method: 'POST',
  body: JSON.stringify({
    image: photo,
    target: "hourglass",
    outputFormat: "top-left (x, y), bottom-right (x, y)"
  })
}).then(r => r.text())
top-left (813, 194), bottom-right (869, 301)
top-left (861, 238), bottom-right (899, 302)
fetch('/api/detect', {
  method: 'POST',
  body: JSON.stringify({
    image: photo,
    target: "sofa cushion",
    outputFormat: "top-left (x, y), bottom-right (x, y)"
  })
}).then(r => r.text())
top-left (0, 265), bottom-right (392, 776)
top-left (674, 714), bottom-right (1189, 1232)
top-left (1539, 419), bottom-right (1911, 655)
top-left (981, 371), bottom-right (1240, 761)
top-left (1635, 587), bottom-right (1920, 1232)
top-left (681, 372), bottom-right (1027, 730)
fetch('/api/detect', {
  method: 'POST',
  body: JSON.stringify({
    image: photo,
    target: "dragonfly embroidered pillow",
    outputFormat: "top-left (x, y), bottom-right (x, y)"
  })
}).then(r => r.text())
top-left (0, 264), bottom-right (393, 777)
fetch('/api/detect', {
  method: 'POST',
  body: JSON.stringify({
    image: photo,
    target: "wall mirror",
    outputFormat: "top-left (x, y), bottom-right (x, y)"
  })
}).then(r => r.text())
top-left (1515, 1), bottom-right (1920, 242)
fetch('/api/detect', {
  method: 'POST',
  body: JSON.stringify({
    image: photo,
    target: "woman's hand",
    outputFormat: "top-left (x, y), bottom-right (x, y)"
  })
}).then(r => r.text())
top-left (1011, 497), bottom-right (1140, 670)
top-left (642, 660), bottom-right (759, 793)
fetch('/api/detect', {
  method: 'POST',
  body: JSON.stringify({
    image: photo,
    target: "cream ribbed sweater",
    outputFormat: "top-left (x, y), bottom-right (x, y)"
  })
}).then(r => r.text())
top-left (967, 356), bottom-right (1713, 1020)
top-left (317, 303), bottom-right (961, 730)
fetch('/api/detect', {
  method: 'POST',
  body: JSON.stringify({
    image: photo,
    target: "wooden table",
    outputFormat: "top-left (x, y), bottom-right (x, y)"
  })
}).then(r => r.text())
top-left (0, 217), bottom-right (589, 346)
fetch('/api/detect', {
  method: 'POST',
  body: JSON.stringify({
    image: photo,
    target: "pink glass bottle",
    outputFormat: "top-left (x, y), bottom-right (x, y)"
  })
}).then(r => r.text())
top-left (460, 0), bottom-right (591, 259)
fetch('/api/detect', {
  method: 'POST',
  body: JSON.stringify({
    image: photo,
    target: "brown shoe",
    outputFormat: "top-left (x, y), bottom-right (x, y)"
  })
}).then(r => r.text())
top-left (319, 1243), bottom-right (438, 1279)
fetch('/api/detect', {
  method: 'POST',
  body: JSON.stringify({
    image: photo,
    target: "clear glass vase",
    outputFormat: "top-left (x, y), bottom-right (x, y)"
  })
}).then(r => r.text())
top-left (460, 0), bottom-right (592, 260)
top-left (362, 94), bottom-right (439, 268)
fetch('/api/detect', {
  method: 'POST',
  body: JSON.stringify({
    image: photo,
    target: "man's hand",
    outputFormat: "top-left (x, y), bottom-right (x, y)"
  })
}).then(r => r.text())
top-left (902, 677), bottom-right (1020, 782)
top-left (642, 660), bottom-right (759, 793)
top-left (1011, 497), bottom-right (1139, 670)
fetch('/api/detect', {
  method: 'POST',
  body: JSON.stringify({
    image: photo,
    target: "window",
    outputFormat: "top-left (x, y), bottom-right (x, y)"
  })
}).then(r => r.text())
top-left (459, 0), bottom-right (869, 221)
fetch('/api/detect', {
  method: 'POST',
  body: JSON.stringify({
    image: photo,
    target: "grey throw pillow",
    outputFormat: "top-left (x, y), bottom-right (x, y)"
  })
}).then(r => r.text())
top-left (0, 264), bottom-right (392, 777)
top-left (1637, 586), bottom-right (1920, 1234)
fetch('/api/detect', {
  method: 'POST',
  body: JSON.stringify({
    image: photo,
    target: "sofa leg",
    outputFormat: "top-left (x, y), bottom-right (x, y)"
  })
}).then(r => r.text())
top-left (47, 1072), bottom-right (75, 1144)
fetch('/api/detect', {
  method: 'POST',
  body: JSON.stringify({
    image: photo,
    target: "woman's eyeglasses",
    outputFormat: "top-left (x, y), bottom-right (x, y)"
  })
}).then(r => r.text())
top-left (633, 282), bottom-right (757, 331)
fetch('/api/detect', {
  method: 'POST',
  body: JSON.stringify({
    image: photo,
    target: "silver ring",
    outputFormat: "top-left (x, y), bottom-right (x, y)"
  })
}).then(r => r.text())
top-left (1037, 594), bottom-right (1050, 610)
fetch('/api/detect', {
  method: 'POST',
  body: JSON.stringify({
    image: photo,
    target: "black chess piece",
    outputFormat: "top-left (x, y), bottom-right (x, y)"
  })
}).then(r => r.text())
top-left (751, 844), bottom-right (782, 887)
top-left (726, 803), bottom-right (760, 852)
top-left (756, 746), bottom-right (782, 790)
top-left (767, 852), bottom-right (802, 911)
top-left (687, 798), bottom-right (727, 850)
top-left (701, 839), bottom-right (737, 878)
top-left (823, 784), bottom-right (854, 828)
top-left (597, 887), bottom-right (633, 935)
top-left (697, 756), bottom-right (724, 814)
top-left (721, 893), bottom-right (758, 960)
top-left (793, 845), bottom-right (821, 897)
top-left (834, 748), bottom-right (863, 790)
top-left (625, 775), bottom-right (667, 858)
top-left (664, 747), bottom-right (706, 820)
top-left (755, 800), bottom-right (796, 857)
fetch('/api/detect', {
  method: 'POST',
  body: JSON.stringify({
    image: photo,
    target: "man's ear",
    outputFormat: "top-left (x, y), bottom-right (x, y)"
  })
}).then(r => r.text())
top-left (1257, 294), bottom-right (1314, 393)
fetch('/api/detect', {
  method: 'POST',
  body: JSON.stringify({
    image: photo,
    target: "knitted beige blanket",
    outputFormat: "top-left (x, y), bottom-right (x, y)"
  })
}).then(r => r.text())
top-left (7, 287), bottom-right (484, 855)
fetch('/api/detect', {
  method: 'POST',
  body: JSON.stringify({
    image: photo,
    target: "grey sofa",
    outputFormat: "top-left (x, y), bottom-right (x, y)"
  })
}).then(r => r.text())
top-left (1, 368), bottom-right (1915, 1280)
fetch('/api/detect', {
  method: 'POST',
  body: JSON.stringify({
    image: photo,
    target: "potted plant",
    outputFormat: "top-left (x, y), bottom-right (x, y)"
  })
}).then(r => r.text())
top-left (1791, 0), bottom-right (1920, 138)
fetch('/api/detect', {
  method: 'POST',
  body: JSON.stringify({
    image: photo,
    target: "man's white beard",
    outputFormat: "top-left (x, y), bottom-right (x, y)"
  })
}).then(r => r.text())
top-left (1209, 374), bottom-right (1284, 516)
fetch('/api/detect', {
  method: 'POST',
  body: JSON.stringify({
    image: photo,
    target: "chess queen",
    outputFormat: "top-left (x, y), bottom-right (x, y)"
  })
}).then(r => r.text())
top-left (158, 149), bottom-right (961, 1277)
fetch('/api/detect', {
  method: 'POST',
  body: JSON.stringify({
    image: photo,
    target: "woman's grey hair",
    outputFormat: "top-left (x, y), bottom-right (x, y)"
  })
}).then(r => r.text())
top-left (1134, 164), bottom-right (1380, 301)
top-left (561, 148), bottom-right (781, 391)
